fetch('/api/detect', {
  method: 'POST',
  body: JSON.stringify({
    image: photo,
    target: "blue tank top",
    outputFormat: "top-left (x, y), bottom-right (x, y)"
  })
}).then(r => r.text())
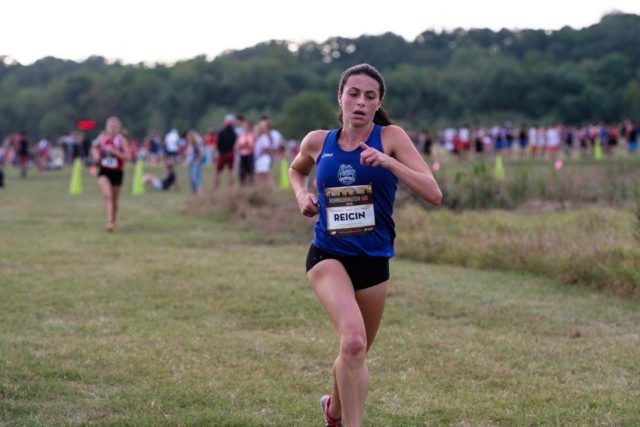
top-left (312, 125), bottom-right (398, 257)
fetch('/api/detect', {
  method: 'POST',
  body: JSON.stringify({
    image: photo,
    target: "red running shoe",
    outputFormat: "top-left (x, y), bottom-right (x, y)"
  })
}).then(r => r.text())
top-left (320, 395), bottom-right (342, 427)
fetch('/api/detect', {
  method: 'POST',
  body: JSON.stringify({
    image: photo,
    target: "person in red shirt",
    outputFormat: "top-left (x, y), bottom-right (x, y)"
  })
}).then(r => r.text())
top-left (91, 116), bottom-right (131, 233)
top-left (205, 129), bottom-right (218, 166)
top-left (236, 120), bottom-right (256, 185)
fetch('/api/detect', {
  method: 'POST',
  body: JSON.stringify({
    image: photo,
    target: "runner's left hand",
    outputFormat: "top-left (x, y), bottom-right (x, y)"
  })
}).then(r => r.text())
top-left (360, 141), bottom-right (392, 168)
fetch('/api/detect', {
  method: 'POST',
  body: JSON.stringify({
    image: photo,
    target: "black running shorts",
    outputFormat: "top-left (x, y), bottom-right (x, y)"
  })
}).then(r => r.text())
top-left (306, 244), bottom-right (389, 291)
top-left (98, 168), bottom-right (124, 187)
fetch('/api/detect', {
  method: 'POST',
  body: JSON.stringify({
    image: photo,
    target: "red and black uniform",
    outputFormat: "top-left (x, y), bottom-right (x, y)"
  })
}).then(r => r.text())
top-left (97, 134), bottom-right (125, 186)
top-left (17, 136), bottom-right (30, 164)
top-left (216, 125), bottom-right (237, 172)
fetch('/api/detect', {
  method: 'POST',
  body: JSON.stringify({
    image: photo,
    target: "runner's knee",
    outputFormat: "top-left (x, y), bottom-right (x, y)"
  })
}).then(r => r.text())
top-left (340, 332), bottom-right (367, 360)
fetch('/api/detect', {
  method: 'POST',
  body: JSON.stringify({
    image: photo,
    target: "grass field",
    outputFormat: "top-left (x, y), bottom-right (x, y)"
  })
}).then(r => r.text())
top-left (1, 165), bottom-right (639, 425)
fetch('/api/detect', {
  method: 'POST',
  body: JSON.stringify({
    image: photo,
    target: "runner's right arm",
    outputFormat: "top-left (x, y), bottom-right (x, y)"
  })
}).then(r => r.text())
top-left (289, 130), bottom-right (326, 217)
top-left (90, 134), bottom-right (104, 164)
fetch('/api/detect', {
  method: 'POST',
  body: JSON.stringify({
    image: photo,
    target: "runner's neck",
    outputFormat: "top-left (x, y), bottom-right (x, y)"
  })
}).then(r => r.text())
top-left (341, 123), bottom-right (374, 149)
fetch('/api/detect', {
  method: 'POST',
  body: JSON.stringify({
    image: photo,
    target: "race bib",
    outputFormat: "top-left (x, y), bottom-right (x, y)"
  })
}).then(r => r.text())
top-left (325, 184), bottom-right (375, 237)
top-left (101, 156), bottom-right (118, 168)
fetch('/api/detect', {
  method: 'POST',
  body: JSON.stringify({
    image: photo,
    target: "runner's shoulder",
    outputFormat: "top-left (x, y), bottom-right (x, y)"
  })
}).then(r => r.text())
top-left (301, 130), bottom-right (330, 157)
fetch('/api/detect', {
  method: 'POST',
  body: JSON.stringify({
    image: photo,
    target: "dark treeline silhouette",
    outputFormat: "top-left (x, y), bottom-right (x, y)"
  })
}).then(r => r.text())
top-left (1, 13), bottom-right (639, 140)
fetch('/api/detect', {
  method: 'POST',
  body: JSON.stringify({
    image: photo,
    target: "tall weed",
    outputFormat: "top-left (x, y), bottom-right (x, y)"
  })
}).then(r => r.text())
top-left (395, 205), bottom-right (640, 297)
top-left (433, 157), bottom-right (640, 210)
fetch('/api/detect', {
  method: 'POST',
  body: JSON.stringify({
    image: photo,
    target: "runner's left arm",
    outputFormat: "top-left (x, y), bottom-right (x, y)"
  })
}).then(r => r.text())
top-left (115, 138), bottom-right (132, 162)
top-left (359, 125), bottom-right (442, 205)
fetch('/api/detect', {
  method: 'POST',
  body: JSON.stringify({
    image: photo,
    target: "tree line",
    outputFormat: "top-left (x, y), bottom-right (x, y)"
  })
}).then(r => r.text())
top-left (1, 12), bottom-right (639, 141)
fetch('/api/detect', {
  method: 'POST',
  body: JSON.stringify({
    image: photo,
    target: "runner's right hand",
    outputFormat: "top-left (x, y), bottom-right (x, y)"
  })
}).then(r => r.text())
top-left (297, 192), bottom-right (319, 217)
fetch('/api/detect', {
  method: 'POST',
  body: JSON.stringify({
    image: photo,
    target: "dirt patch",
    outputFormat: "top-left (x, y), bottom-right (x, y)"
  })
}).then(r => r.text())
top-left (184, 187), bottom-right (315, 240)
top-left (515, 199), bottom-right (575, 213)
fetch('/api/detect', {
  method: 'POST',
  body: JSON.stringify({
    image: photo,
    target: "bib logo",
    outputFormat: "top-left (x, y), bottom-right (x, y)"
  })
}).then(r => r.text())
top-left (337, 164), bottom-right (356, 185)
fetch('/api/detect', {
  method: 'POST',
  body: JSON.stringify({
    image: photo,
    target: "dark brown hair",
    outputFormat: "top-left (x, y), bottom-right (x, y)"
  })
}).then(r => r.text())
top-left (337, 63), bottom-right (392, 126)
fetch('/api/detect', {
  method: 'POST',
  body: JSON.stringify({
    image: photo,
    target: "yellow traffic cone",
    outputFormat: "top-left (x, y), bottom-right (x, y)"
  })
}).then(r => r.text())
top-left (69, 158), bottom-right (83, 195)
top-left (494, 155), bottom-right (505, 181)
top-left (593, 138), bottom-right (603, 160)
top-left (279, 158), bottom-right (290, 189)
top-left (132, 159), bottom-right (145, 195)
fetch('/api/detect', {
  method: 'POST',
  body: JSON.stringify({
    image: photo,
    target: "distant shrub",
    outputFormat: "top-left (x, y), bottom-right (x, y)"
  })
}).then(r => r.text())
top-left (395, 204), bottom-right (640, 298)
top-left (432, 157), bottom-right (640, 210)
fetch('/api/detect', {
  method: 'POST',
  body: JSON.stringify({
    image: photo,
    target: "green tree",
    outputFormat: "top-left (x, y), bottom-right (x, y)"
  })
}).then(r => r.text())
top-left (276, 91), bottom-right (336, 140)
top-left (1, 13), bottom-right (640, 139)
top-left (623, 78), bottom-right (640, 120)
top-left (39, 106), bottom-right (75, 137)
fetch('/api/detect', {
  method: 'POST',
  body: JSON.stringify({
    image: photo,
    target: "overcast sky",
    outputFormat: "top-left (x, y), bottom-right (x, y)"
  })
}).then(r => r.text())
top-left (3, 0), bottom-right (639, 65)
